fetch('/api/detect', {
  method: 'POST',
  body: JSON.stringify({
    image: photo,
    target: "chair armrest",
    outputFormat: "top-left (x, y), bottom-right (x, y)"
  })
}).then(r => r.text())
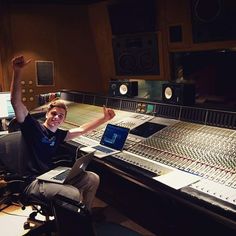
top-left (3, 173), bottom-right (32, 193)
top-left (4, 173), bottom-right (30, 181)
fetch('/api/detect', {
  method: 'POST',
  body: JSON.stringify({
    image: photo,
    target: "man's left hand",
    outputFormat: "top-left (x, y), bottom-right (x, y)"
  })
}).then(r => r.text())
top-left (103, 106), bottom-right (115, 121)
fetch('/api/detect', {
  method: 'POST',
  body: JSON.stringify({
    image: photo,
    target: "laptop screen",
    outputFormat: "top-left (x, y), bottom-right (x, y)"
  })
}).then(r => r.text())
top-left (100, 124), bottom-right (129, 150)
top-left (0, 92), bottom-right (15, 119)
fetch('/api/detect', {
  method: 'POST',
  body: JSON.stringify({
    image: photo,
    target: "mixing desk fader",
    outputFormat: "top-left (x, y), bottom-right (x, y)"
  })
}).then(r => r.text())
top-left (72, 112), bottom-right (153, 149)
top-left (123, 121), bottom-right (236, 209)
top-left (113, 113), bottom-right (153, 129)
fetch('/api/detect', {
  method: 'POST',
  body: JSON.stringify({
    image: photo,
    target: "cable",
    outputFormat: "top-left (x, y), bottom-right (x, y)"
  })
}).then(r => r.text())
top-left (0, 210), bottom-right (29, 218)
top-left (75, 144), bottom-right (83, 160)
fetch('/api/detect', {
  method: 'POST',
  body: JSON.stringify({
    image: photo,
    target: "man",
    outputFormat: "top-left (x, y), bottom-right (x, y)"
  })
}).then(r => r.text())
top-left (10, 55), bottom-right (115, 210)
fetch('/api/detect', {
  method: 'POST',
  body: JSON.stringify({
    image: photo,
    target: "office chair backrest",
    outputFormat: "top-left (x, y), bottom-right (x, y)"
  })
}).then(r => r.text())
top-left (7, 117), bottom-right (21, 133)
top-left (0, 131), bottom-right (33, 177)
top-left (0, 131), bottom-right (57, 235)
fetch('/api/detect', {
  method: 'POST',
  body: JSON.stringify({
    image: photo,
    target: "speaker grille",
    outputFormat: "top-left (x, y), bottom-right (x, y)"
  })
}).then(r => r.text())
top-left (107, 98), bottom-right (121, 109)
top-left (109, 81), bottom-right (138, 97)
top-left (180, 107), bottom-right (206, 124)
top-left (60, 91), bottom-right (84, 103)
top-left (191, 0), bottom-right (236, 42)
top-left (74, 93), bottom-right (83, 103)
top-left (155, 104), bottom-right (180, 119)
top-left (112, 33), bottom-right (160, 75)
top-left (83, 94), bottom-right (94, 105)
top-left (206, 110), bottom-right (236, 129)
top-left (94, 96), bottom-right (107, 107)
top-left (121, 100), bottom-right (137, 112)
top-left (60, 91), bottom-right (76, 102)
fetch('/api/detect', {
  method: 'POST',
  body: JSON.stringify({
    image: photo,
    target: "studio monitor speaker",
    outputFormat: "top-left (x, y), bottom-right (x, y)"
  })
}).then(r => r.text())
top-left (191, 0), bottom-right (236, 42)
top-left (112, 33), bottom-right (160, 76)
top-left (109, 81), bottom-right (138, 97)
top-left (162, 83), bottom-right (195, 106)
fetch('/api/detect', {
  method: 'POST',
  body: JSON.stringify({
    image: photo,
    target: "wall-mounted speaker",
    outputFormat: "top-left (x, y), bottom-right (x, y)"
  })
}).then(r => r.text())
top-left (162, 83), bottom-right (195, 106)
top-left (112, 33), bottom-right (160, 76)
top-left (191, 0), bottom-right (236, 42)
top-left (109, 81), bottom-right (138, 97)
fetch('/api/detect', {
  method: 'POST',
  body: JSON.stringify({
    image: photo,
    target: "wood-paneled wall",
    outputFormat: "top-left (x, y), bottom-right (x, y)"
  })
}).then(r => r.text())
top-left (0, 0), bottom-right (236, 110)
top-left (0, 3), bottom-right (102, 109)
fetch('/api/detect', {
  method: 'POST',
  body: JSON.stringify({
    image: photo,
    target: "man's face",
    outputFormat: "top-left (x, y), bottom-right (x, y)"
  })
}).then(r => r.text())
top-left (45, 107), bottom-right (66, 129)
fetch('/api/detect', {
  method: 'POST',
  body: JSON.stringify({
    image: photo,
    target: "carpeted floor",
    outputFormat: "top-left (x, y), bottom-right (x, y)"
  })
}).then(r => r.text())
top-left (0, 197), bottom-right (156, 236)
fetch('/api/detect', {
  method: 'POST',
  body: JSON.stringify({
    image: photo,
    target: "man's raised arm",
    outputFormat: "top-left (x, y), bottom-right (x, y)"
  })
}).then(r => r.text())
top-left (65, 106), bottom-right (115, 141)
top-left (10, 56), bottom-right (31, 123)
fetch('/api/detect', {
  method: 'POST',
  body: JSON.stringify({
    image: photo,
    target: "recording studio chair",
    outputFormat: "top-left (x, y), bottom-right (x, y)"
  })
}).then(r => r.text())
top-left (0, 131), bottom-right (55, 235)
top-left (8, 113), bottom-right (45, 133)
top-left (52, 194), bottom-right (143, 236)
top-left (0, 131), bottom-right (74, 235)
top-left (7, 116), bottom-right (21, 133)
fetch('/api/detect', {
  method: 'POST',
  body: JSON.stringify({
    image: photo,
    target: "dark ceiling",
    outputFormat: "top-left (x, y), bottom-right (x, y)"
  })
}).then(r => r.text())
top-left (3, 0), bottom-right (106, 5)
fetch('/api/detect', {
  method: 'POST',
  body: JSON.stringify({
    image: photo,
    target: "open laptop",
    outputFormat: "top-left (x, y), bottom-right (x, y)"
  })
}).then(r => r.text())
top-left (80, 124), bottom-right (130, 158)
top-left (37, 151), bottom-right (95, 184)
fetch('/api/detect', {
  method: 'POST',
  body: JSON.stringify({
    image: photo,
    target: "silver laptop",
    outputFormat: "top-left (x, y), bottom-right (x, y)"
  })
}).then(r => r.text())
top-left (37, 151), bottom-right (95, 184)
top-left (80, 124), bottom-right (130, 158)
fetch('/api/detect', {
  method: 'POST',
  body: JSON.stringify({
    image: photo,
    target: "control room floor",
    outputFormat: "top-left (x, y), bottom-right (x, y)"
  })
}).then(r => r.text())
top-left (0, 197), bottom-right (156, 236)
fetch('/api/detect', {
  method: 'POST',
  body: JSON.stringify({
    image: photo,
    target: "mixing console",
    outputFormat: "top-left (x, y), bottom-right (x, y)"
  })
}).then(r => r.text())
top-left (58, 101), bottom-right (236, 210)
top-left (113, 151), bottom-right (173, 177)
top-left (72, 111), bottom-right (153, 149)
top-left (125, 121), bottom-right (236, 207)
top-left (64, 103), bottom-right (140, 128)
top-left (114, 113), bottom-right (153, 128)
top-left (128, 122), bottom-right (235, 171)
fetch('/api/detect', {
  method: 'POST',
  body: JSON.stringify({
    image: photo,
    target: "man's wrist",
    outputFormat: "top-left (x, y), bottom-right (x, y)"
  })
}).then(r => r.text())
top-left (100, 117), bottom-right (108, 123)
top-left (13, 69), bottom-right (22, 77)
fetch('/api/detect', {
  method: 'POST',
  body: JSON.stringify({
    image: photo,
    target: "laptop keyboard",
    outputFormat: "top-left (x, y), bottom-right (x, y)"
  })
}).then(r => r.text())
top-left (94, 145), bottom-right (114, 154)
top-left (52, 169), bottom-right (71, 181)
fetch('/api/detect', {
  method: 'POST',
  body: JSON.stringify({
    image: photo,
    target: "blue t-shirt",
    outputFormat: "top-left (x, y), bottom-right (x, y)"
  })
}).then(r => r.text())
top-left (20, 114), bottom-right (68, 175)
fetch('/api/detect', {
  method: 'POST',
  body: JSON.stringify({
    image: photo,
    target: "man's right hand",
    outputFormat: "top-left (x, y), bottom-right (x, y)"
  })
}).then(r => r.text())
top-left (12, 56), bottom-right (31, 72)
top-left (11, 55), bottom-right (30, 123)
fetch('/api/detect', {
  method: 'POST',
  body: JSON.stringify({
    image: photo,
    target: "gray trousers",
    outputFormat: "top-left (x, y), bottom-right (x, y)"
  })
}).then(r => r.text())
top-left (24, 171), bottom-right (100, 210)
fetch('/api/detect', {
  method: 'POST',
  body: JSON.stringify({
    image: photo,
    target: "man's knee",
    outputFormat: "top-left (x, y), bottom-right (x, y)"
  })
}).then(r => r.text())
top-left (58, 185), bottom-right (81, 202)
top-left (42, 182), bottom-right (81, 202)
top-left (87, 171), bottom-right (100, 189)
top-left (25, 180), bottom-right (81, 203)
